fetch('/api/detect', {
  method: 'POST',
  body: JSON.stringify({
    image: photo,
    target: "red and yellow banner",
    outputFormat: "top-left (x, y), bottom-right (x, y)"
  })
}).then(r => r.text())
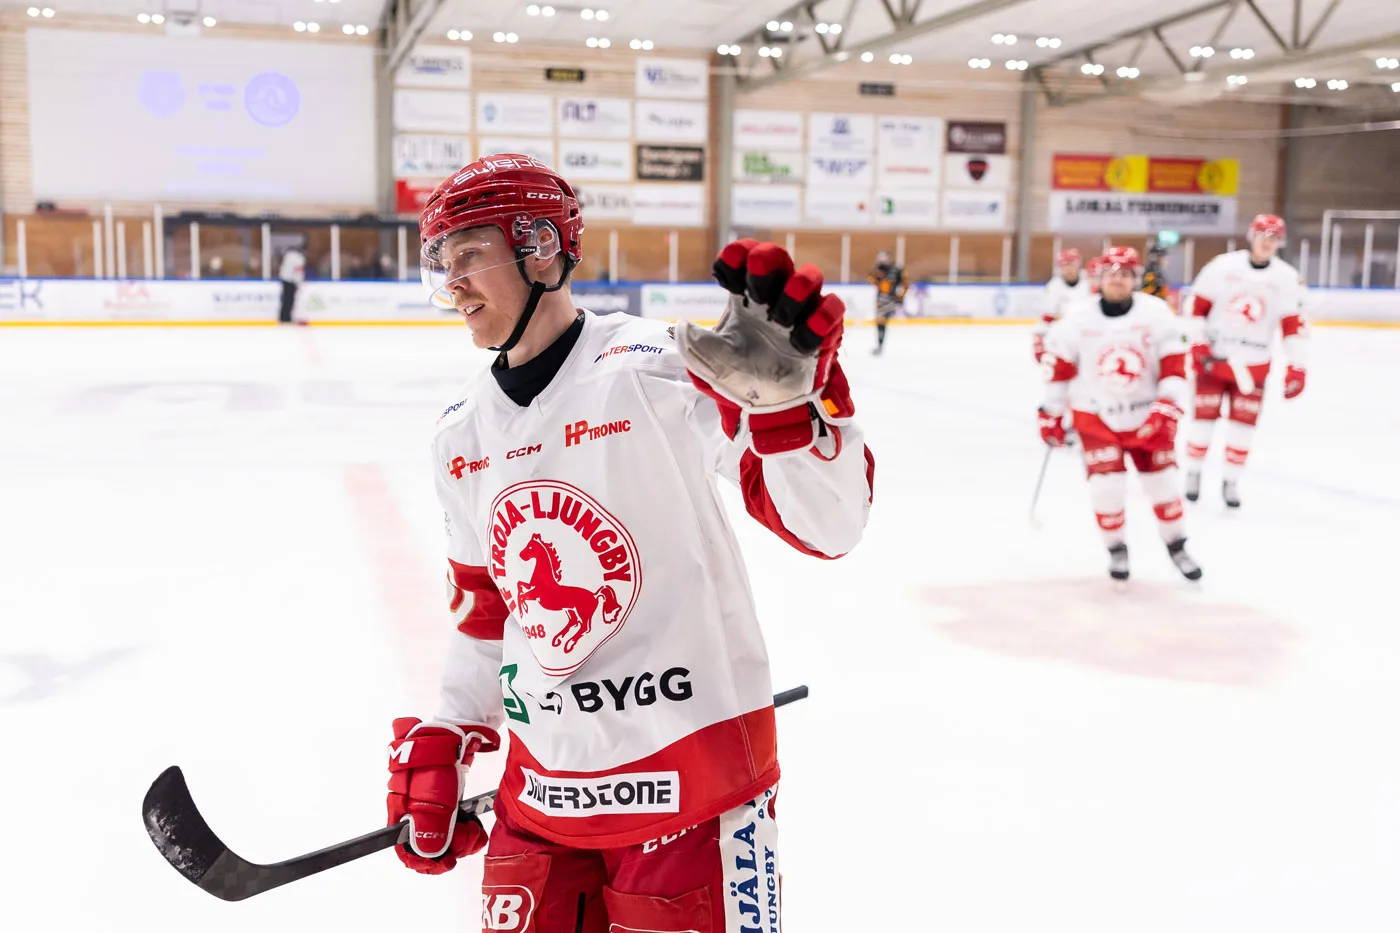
top-left (1052, 154), bottom-right (1238, 196)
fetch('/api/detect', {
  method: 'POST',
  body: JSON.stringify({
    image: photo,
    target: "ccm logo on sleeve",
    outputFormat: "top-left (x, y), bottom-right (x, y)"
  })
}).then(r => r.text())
top-left (518, 769), bottom-right (680, 816)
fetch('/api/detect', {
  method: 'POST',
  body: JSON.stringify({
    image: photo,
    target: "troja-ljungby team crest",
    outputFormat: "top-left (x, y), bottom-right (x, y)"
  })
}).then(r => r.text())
top-left (487, 480), bottom-right (641, 676)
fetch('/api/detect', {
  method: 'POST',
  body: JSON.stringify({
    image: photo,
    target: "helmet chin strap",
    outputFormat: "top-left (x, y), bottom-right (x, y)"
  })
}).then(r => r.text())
top-left (489, 255), bottom-right (577, 361)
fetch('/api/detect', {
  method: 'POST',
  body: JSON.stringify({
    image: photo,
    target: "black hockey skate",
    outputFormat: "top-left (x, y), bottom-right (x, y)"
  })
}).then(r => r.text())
top-left (1107, 543), bottom-right (1129, 581)
top-left (1167, 539), bottom-right (1203, 580)
top-left (1184, 470), bottom-right (1201, 503)
top-left (1222, 479), bottom-right (1241, 509)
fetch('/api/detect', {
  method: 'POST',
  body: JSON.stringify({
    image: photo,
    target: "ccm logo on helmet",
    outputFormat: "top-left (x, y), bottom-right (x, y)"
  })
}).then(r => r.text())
top-left (525, 192), bottom-right (562, 201)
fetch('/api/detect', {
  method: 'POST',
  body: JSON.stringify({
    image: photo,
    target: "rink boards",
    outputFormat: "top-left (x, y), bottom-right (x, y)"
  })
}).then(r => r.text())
top-left (0, 277), bottom-right (1395, 325)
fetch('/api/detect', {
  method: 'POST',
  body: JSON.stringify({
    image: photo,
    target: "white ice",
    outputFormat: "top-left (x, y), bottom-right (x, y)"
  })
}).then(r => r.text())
top-left (1, 321), bottom-right (1396, 932)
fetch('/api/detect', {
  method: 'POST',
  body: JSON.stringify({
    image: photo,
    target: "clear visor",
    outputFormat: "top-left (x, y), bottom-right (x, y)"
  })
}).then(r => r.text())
top-left (420, 218), bottom-right (563, 310)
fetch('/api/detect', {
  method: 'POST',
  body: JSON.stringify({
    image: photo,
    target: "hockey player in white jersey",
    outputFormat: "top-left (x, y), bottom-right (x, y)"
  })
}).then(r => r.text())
top-left (382, 154), bottom-right (874, 933)
top-left (1032, 248), bottom-right (1092, 362)
top-left (1183, 214), bottom-right (1308, 508)
top-left (1039, 247), bottom-right (1202, 581)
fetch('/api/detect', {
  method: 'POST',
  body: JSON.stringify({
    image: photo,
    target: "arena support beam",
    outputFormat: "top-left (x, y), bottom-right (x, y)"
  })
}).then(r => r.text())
top-left (731, 0), bottom-right (1026, 92)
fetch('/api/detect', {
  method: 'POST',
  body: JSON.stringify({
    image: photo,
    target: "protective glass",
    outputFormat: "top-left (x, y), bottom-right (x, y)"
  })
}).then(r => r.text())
top-left (420, 218), bottom-right (562, 310)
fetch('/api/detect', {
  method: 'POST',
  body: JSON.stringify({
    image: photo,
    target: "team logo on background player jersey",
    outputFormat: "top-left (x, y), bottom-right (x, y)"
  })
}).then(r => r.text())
top-left (1227, 292), bottom-right (1266, 323)
top-left (1095, 345), bottom-right (1147, 391)
top-left (487, 480), bottom-right (641, 676)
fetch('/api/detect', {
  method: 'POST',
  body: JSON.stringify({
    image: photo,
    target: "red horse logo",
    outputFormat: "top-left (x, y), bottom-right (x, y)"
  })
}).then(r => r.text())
top-left (516, 533), bottom-right (622, 654)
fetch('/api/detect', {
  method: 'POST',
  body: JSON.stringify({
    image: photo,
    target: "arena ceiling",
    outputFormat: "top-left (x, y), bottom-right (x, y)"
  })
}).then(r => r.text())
top-left (7, 0), bottom-right (1399, 108)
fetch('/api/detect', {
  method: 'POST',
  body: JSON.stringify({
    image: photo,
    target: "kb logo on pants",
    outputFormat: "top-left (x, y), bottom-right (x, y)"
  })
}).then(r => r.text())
top-left (482, 885), bottom-right (536, 931)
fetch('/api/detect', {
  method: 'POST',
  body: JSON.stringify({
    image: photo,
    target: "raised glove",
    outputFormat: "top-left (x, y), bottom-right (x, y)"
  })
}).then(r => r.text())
top-left (1283, 365), bottom-right (1306, 399)
top-left (386, 718), bottom-right (498, 874)
top-left (675, 239), bottom-right (851, 457)
top-left (1038, 408), bottom-right (1067, 447)
top-left (1135, 399), bottom-right (1182, 451)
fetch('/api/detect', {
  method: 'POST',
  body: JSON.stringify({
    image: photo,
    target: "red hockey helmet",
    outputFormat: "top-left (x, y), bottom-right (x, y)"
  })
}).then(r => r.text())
top-left (1095, 246), bottom-right (1142, 274)
top-left (1056, 248), bottom-right (1082, 266)
top-left (418, 154), bottom-right (584, 311)
top-left (1249, 213), bottom-right (1286, 241)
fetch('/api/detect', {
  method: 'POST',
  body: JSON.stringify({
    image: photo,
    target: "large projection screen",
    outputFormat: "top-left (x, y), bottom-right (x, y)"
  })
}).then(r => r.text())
top-left (26, 29), bottom-right (376, 205)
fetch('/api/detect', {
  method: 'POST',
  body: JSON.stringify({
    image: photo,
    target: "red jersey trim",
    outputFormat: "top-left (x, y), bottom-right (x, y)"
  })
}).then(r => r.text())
top-left (1281, 314), bottom-right (1304, 338)
top-left (1159, 353), bottom-right (1188, 380)
top-left (495, 705), bottom-right (779, 849)
top-left (1191, 295), bottom-right (1213, 318)
top-left (448, 559), bottom-right (509, 640)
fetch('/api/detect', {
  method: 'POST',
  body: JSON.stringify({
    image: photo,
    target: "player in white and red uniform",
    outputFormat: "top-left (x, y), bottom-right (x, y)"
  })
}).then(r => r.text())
top-left (382, 155), bottom-right (874, 933)
top-left (1032, 248), bottom-right (1092, 362)
top-left (1183, 214), bottom-right (1308, 508)
top-left (1039, 247), bottom-right (1202, 582)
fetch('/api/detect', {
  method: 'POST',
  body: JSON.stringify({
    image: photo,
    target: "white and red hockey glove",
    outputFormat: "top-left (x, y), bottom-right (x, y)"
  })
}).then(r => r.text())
top-left (1283, 365), bottom-right (1306, 399)
top-left (386, 717), bottom-right (499, 874)
top-left (1135, 399), bottom-right (1182, 451)
top-left (1038, 407), bottom-right (1068, 446)
top-left (674, 239), bottom-right (852, 458)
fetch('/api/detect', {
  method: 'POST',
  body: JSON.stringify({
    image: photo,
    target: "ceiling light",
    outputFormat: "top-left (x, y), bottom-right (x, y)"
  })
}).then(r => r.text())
top-left (890, 53), bottom-right (902, 63)
top-left (759, 46), bottom-right (771, 57)
top-left (1294, 77), bottom-right (1316, 88)
top-left (26, 6), bottom-right (39, 15)
top-left (1230, 47), bottom-right (1254, 59)
top-left (830, 24), bottom-right (842, 34)
top-left (294, 21), bottom-right (306, 31)
top-left (508, 32), bottom-right (519, 42)
top-left (969, 58), bottom-right (991, 69)
top-left (494, 31), bottom-right (506, 42)
top-left (835, 51), bottom-right (849, 61)
top-left (1189, 45), bottom-right (1215, 58)
top-left (137, 13), bottom-right (149, 23)
top-left (816, 22), bottom-right (828, 34)
top-left (203, 16), bottom-right (216, 26)
top-left (526, 3), bottom-right (540, 13)
top-left (356, 24), bottom-right (368, 35)
top-left (780, 21), bottom-right (792, 31)
top-left (1378, 57), bottom-right (1400, 69)
top-left (595, 9), bottom-right (609, 20)
top-left (152, 13), bottom-right (164, 23)
top-left (770, 47), bottom-right (781, 57)
top-left (1393, 82), bottom-right (1400, 91)
top-left (1036, 36), bottom-right (1061, 49)
top-left (42, 6), bottom-right (54, 16)
top-left (597, 37), bottom-right (609, 47)
top-left (1116, 66), bottom-right (1139, 78)
top-left (861, 51), bottom-right (874, 62)
top-left (587, 37), bottom-right (598, 47)
top-left (1327, 78), bottom-right (1347, 89)
top-left (991, 33), bottom-right (1005, 44)
top-left (1082, 62), bottom-right (1105, 76)
top-left (630, 39), bottom-right (641, 49)
top-left (306, 21), bottom-right (320, 32)
top-left (542, 6), bottom-right (555, 15)
top-left (1227, 74), bottom-right (1248, 85)
top-left (342, 24), bottom-right (355, 34)
top-left (582, 8), bottom-right (595, 20)
top-left (767, 20), bottom-right (779, 30)
top-left (642, 39), bottom-right (653, 50)
top-left (1007, 59), bottom-right (1027, 70)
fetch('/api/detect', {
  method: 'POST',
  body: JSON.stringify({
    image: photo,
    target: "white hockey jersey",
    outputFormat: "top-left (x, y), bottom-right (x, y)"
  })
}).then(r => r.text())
top-left (1188, 250), bottom-right (1308, 367)
top-left (430, 309), bottom-right (873, 849)
top-left (1042, 293), bottom-right (1191, 433)
top-left (1034, 273), bottom-right (1093, 336)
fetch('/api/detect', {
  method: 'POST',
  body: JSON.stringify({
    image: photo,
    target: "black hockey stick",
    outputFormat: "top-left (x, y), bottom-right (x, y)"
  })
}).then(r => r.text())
top-left (143, 685), bottom-right (809, 902)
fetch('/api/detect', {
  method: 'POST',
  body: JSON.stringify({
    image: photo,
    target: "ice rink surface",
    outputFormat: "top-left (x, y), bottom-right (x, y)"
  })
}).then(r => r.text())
top-left (1, 319), bottom-right (1397, 932)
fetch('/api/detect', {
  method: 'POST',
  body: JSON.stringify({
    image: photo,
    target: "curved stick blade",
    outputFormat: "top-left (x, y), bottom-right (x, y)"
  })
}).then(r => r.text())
top-left (142, 766), bottom-right (233, 891)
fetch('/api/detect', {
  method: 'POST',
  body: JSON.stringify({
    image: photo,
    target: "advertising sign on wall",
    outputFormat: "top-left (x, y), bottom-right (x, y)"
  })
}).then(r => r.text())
top-left (876, 116), bottom-right (942, 189)
top-left (476, 93), bottom-right (554, 135)
top-left (635, 57), bottom-right (708, 99)
top-left (393, 89), bottom-right (471, 133)
top-left (805, 188), bottom-right (873, 227)
top-left (733, 150), bottom-right (803, 183)
top-left (393, 134), bottom-right (469, 177)
top-left (1049, 153), bottom-right (1240, 232)
top-left (631, 183), bottom-right (705, 227)
top-left (634, 99), bottom-right (708, 143)
top-left (731, 185), bottom-right (802, 226)
top-left (808, 153), bottom-right (875, 187)
top-left (574, 184), bottom-right (634, 220)
top-left (557, 97), bottom-right (632, 138)
top-left (395, 47), bottom-right (471, 89)
top-left (558, 139), bottom-right (632, 181)
top-left (872, 189), bottom-right (940, 228)
top-left (733, 110), bottom-right (804, 150)
top-left (395, 178), bottom-right (438, 214)
top-left (946, 121), bottom-right (1006, 155)
top-left (943, 153), bottom-right (1012, 190)
top-left (942, 190), bottom-right (1010, 229)
top-left (477, 137), bottom-right (554, 168)
top-left (636, 145), bottom-right (705, 181)
top-left (808, 113), bottom-right (875, 152)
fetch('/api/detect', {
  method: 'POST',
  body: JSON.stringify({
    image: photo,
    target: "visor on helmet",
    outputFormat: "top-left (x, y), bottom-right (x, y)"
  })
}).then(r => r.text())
top-left (420, 217), bottom-right (564, 310)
